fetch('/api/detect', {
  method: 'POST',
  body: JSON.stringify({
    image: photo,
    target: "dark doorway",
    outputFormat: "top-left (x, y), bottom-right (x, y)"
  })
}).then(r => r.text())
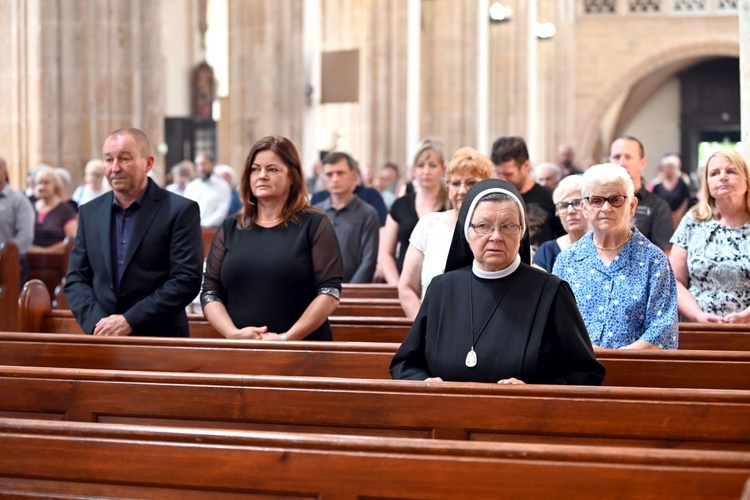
top-left (679, 57), bottom-right (740, 174)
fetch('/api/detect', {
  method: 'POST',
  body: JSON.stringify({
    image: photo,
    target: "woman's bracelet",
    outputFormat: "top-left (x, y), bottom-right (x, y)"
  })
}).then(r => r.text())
top-left (279, 332), bottom-right (288, 341)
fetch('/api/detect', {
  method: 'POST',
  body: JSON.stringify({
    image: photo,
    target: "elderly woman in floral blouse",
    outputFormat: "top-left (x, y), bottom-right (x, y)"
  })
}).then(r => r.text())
top-left (553, 163), bottom-right (678, 349)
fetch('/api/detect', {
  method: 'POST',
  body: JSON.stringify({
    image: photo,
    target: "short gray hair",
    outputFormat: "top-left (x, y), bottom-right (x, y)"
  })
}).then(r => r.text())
top-left (553, 174), bottom-right (583, 204)
top-left (582, 163), bottom-right (634, 198)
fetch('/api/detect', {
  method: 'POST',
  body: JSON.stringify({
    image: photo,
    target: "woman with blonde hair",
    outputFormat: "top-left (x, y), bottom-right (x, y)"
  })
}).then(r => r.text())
top-left (398, 147), bottom-right (493, 319)
top-left (30, 166), bottom-right (78, 253)
top-left (669, 148), bottom-right (750, 323)
top-left (378, 138), bottom-right (450, 284)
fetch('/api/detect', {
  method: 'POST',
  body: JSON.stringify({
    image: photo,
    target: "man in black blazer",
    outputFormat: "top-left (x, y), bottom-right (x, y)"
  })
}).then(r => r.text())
top-left (65, 128), bottom-right (204, 337)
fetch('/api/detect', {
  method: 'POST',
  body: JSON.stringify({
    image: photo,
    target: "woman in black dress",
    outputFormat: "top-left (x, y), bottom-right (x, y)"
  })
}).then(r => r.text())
top-left (201, 136), bottom-right (343, 341)
top-left (390, 179), bottom-right (605, 385)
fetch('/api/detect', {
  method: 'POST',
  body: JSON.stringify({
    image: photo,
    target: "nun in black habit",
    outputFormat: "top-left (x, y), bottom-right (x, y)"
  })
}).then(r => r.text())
top-left (390, 179), bottom-right (605, 385)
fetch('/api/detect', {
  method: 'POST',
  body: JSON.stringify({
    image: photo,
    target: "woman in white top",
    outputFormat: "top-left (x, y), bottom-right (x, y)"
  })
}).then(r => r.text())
top-left (398, 147), bottom-right (494, 319)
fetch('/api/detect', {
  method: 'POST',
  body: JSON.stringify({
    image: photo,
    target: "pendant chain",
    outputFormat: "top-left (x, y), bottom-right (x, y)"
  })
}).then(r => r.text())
top-left (467, 273), bottom-right (516, 368)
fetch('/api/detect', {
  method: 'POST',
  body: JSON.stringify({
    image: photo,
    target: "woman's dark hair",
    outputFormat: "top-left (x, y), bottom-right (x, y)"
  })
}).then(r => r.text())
top-left (237, 136), bottom-right (313, 229)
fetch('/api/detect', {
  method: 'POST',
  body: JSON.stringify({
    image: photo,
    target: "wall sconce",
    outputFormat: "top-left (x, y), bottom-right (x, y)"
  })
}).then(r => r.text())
top-left (535, 22), bottom-right (556, 40)
top-left (489, 2), bottom-right (513, 23)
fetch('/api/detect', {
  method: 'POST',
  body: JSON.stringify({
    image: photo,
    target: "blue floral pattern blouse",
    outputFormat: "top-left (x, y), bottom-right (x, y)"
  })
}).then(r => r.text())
top-left (671, 212), bottom-right (750, 317)
top-left (552, 229), bottom-right (678, 349)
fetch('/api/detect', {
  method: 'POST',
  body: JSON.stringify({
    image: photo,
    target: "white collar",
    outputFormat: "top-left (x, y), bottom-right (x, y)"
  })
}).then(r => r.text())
top-left (472, 254), bottom-right (521, 279)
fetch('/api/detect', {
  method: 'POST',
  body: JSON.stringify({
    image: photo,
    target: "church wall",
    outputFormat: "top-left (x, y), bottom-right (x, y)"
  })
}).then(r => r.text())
top-left (573, 13), bottom-right (739, 164)
top-left (316, 0), bottom-right (410, 174)
top-left (0, 0), bottom-right (166, 188)
top-left (419, 0), bottom-right (480, 161)
top-left (619, 77), bottom-right (681, 180)
top-left (161, 0), bottom-right (201, 117)
top-left (227, 0), bottom-right (306, 172)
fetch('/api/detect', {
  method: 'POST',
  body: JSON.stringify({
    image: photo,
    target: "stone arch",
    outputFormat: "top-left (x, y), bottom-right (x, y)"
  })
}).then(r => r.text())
top-left (579, 41), bottom-right (740, 161)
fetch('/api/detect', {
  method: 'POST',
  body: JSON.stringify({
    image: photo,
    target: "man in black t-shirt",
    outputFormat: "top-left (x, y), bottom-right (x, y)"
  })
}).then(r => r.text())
top-left (609, 136), bottom-right (674, 254)
top-left (490, 136), bottom-right (564, 250)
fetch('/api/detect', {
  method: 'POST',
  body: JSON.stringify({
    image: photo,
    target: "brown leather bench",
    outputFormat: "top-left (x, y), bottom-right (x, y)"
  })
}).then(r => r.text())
top-left (0, 418), bottom-right (748, 498)
top-left (1, 364), bottom-right (748, 451)
top-left (1, 332), bottom-right (749, 390)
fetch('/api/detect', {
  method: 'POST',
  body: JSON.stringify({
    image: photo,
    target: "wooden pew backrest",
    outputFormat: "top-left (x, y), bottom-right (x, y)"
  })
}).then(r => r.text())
top-left (1, 334), bottom-right (749, 390)
top-left (1, 365), bottom-right (749, 451)
top-left (0, 242), bottom-right (20, 331)
top-left (1, 418), bottom-right (749, 499)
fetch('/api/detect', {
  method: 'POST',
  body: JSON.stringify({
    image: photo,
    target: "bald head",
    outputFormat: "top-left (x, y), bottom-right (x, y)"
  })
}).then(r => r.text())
top-left (535, 162), bottom-right (562, 189)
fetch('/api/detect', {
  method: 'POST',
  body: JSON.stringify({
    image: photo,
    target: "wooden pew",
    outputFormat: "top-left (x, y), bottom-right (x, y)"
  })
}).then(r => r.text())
top-left (0, 242), bottom-right (20, 332)
top-left (1, 364), bottom-right (749, 451)
top-left (25, 236), bottom-right (73, 299)
top-left (341, 283), bottom-right (398, 299)
top-left (1, 332), bottom-right (749, 390)
top-left (334, 298), bottom-right (406, 317)
top-left (329, 315), bottom-right (750, 351)
top-left (1, 418), bottom-right (749, 498)
top-left (18, 280), bottom-right (750, 351)
top-left (201, 227), bottom-right (216, 259)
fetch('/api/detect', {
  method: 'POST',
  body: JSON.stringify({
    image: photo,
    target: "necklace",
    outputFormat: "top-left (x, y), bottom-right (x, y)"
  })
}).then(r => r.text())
top-left (466, 273), bottom-right (516, 368)
top-left (593, 231), bottom-right (633, 251)
top-left (257, 217), bottom-right (282, 224)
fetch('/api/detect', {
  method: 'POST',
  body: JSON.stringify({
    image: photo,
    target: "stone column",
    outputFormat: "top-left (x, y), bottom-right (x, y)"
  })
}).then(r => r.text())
top-left (741, 0), bottom-right (750, 159)
top-left (534, 0), bottom-right (578, 164)
top-left (227, 0), bottom-right (306, 170)
top-left (315, 0), bottom-right (410, 171)
top-left (0, 0), bottom-right (164, 187)
top-left (420, 0), bottom-right (481, 158)
top-left (488, 0), bottom-right (532, 146)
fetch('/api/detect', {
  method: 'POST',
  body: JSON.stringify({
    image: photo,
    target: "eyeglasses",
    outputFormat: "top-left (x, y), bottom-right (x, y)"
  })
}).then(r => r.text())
top-left (584, 195), bottom-right (628, 208)
top-left (555, 198), bottom-right (583, 212)
top-left (469, 222), bottom-right (522, 236)
top-left (448, 180), bottom-right (478, 190)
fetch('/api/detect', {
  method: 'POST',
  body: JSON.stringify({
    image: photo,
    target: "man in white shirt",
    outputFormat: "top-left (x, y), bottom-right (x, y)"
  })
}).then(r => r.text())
top-left (183, 153), bottom-right (231, 228)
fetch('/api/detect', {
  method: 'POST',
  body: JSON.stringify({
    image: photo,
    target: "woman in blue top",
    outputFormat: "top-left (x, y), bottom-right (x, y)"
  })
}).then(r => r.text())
top-left (553, 163), bottom-right (678, 349)
top-left (532, 175), bottom-right (588, 273)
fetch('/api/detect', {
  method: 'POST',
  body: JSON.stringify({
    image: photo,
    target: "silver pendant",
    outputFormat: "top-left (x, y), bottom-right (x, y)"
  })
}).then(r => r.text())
top-left (465, 347), bottom-right (477, 368)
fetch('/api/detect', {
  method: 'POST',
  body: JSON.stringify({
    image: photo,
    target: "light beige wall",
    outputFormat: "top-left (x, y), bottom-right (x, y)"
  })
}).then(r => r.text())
top-left (317, 0), bottom-right (409, 171)
top-left (0, 0), bottom-right (165, 188)
top-left (621, 77), bottom-right (681, 180)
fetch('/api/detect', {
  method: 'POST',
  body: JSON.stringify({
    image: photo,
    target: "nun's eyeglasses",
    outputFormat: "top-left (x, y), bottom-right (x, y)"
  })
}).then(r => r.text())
top-left (469, 222), bottom-right (522, 236)
top-left (584, 195), bottom-right (628, 208)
